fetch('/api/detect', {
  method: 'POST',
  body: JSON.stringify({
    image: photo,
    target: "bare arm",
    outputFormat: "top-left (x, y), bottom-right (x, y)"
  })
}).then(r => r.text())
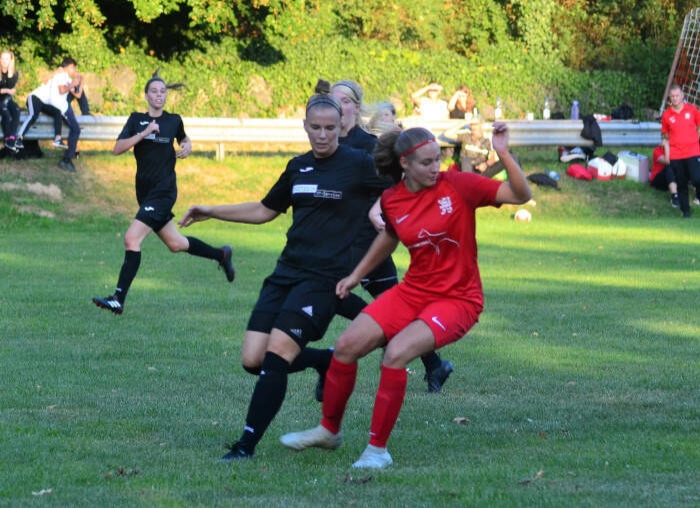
top-left (176, 136), bottom-right (191, 159)
top-left (656, 150), bottom-right (670, 166)
top-left (113, 119), bottom-right (159, 155)
top-left (336, 230), bottom-right (400, 298)
top-left (178, 202), bottom-right (279, 228)
top-left (368, 197), bottom-right (385, 231)
top-left (411, 85), bottom-right (436, 108)
top-left (447, 92), bottom-right (459, 111)
top-left (662, 133), bottom-right (670, 163)
top-left (58, 74), bottom-right (81, 95)
top-left (69, 73), bottom-right (84, 98)
top-left (411, 87), bottom-right (426, 107)
top-left (491, 122), bottom-right (532, 205)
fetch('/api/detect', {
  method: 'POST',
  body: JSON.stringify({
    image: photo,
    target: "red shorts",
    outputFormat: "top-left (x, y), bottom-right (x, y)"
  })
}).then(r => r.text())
top-left (363, 283), bottom-right (482, 349)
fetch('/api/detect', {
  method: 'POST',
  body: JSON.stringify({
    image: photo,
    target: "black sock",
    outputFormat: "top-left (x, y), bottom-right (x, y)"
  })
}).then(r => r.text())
top-left (114, 250), bottom-right (141, 304)
top-left (237, 352), bottom-right (288, 453)
top-left (288, 347), bottom-right (333, 374)
top-left (421, 351), bottom-right (442, 373)
top-left (186, 236), bottom-right (223, 262)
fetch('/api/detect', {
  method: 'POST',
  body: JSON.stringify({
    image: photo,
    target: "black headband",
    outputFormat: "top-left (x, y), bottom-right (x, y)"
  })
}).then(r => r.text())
top-left (306, 95), bottom-right (343, 117)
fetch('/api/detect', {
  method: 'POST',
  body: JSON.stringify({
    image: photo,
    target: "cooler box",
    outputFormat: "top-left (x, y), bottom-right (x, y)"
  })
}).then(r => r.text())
top-left (618, 151), bottom-right (649, 183)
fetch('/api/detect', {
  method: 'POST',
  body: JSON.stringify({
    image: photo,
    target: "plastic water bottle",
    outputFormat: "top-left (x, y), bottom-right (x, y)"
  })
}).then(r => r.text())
top-left (494, 98), bottom-right (502, 120)
top-left (547, 169), bottom-right (560, 181)
top-left (543, 98), bottom-right (550, 120)
top-left (473, 107), bottom-right (479, 119)
top-left (571, 100), bottom-right (579, 120)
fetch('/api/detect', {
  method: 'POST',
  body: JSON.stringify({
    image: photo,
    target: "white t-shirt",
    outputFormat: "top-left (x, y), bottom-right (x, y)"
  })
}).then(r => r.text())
top-left (419, 98), bottom-right (449, 121)
top-left (31, 70), bottom-right (72, 113)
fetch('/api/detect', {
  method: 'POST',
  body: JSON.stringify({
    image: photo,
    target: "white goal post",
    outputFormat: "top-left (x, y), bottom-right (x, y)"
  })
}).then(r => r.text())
top-left (662, 7), bottom-right (700, 114)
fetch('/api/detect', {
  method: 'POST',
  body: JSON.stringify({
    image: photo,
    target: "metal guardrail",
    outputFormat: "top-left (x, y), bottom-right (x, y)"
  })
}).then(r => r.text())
top-left (13, 115), bottom-right (661, 160)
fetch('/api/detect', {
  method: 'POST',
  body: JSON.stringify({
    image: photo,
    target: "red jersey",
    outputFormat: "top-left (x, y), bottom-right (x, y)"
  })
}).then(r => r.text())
top-left (661, 103), bottom-right (700, 160)
top-left (381, 171), bottom-right (501, 305)
top-left (650, 145), bottom-right (666, 180)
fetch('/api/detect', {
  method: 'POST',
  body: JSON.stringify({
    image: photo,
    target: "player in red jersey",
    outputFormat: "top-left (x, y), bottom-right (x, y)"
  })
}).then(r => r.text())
top-left (280, 123), bottom-right (532, 468)
top-left (661, 85), bottom-right (700, 218)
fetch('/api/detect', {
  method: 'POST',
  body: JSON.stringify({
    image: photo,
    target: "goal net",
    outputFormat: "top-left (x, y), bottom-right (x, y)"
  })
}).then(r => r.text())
top-left (662, 7), bottom-right (700, 113)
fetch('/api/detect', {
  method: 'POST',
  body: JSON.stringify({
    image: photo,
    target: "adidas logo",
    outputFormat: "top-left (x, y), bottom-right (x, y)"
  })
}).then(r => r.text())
top-left (290, 328), bottom-right (303, 339)
top-left (302, 306), bottom-right (313, 317)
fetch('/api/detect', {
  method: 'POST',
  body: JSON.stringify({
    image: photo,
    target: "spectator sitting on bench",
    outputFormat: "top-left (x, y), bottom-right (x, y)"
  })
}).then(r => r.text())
top-left (15, 57), bottom-right (82, 172)
top-left (444, 118), bottom-right (508, 178)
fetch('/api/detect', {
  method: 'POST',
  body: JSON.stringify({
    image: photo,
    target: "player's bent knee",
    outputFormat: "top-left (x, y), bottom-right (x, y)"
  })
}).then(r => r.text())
top-left (166, 239), bottom-right (189, 253)
top-left (242, 364), bottom-right (261, 376)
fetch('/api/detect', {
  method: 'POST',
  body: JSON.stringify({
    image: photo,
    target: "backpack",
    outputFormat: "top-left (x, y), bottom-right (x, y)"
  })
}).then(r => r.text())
top-left (611, 104), bottom-right (634, 120)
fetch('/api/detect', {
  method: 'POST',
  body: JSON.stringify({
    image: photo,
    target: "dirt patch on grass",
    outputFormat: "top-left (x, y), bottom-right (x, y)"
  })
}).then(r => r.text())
top-left (0, 182), bottom-right (63, 202)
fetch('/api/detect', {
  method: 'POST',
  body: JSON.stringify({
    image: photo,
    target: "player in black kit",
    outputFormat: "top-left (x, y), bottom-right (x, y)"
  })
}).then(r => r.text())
top-left (178, 93), bottom-right (389, 460)
top-left (92, 72), bottom-right (234, 315)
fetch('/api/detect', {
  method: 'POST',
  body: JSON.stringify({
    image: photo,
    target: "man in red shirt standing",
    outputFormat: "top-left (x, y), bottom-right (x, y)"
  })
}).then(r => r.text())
top-left (661, 85), bottom-right (700, 218)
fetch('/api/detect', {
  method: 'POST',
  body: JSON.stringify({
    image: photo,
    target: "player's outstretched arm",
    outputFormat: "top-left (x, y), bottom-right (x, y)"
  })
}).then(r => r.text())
top-left (179, 202), bottom-right (279, 228)
top-left (492, 122), bottom-right (532, 205)
top-left (337, 230), bottom-right (399, 299)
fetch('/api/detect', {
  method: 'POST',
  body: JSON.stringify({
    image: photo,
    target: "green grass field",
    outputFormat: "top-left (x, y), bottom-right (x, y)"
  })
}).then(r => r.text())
top-left (0, 144), bottom-right (698, 507)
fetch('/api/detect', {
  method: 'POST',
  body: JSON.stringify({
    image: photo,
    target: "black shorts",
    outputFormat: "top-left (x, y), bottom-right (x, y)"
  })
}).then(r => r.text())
top-left (135, 200), bottom-right (175, 232)
top-left (247, 273), bottom-right (339, 348)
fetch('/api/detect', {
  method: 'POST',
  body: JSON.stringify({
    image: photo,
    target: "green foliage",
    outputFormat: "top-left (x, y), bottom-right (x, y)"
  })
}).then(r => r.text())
top-left (442, 0), bottom-right (510, 56)
top-left (333, 0), bottom-right (446, 49)
top-left (0, 0), bottom-right (692, 117)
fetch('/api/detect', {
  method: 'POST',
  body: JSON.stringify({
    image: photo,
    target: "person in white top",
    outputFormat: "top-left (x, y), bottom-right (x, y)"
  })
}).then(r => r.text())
top-left (16, 57), bottom-right (82, 172)
top-left (411, 82), bottom-right (449, 121)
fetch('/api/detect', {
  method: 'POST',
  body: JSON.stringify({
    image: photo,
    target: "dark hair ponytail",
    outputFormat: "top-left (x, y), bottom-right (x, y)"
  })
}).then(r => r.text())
top-left (314, 79), bottom-right (331, 95)
top-left (374, 127), bottom-right (435, 184)
top-left (144, 68), bottom-right (186, 93)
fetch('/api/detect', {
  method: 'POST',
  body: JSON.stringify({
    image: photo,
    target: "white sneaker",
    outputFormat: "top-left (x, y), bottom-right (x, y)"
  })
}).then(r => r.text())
top-left (279, 424), bottom-right (342, 451)
top-left (52, 138), bottom-right (67, 149)
top-left (351, 444), bottom-right (393, 469)
top-left (560, 146), bottom-right (586, 162)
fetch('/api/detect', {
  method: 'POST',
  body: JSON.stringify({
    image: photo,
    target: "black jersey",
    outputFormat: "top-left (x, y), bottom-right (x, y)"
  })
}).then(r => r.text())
top-left (340, 124), bottom-right (394, 255)
top-left (262, 144), bottom-right (389, 281)
top-left (0, 71), bottom-right (18, 103)
top-left (340, 125), bottom-right (377, 154)
top-left (118, 111), bottom-right (186, 206)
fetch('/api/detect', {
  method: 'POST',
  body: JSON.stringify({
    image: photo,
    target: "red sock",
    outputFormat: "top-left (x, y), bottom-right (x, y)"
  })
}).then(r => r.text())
top-left (368, 365), bottom-right (407, 448)
top-left (320, 356), bottom-right (357, 435)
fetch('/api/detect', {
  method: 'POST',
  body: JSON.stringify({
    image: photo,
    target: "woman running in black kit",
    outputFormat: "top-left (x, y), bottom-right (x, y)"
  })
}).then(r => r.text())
top-left (178, 92), bottom-right (389, 461)
top-left (92, 72), bottom-right (234, 315)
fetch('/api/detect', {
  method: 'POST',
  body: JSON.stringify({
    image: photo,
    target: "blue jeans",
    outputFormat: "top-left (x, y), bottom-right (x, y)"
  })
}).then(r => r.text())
top-left (60, 107), bottom-right (81, 160)
top-left (67, 91), bottom-right (90, 115)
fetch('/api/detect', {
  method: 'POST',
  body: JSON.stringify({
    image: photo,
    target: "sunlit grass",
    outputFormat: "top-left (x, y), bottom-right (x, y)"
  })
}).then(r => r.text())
top-left (0, 150), bottom-right (698, 506)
